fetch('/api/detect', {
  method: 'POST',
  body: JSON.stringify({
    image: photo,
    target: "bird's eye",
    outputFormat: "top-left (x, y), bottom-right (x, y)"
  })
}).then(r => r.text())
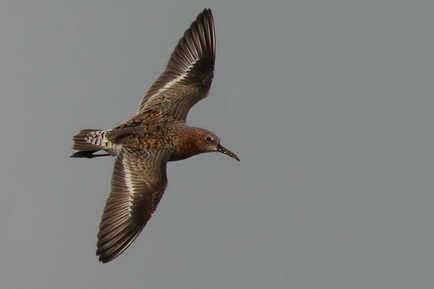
top-left (206, 136), bottom-right (213, 142)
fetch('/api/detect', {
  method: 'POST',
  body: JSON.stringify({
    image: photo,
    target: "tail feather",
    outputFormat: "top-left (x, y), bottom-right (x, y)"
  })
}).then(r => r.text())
top-left (72, 129), bottom-right (120, 157)
top-left (71, 151), bottom-right (111, 158)
top-left (72, 129), bottom-right (103, 151)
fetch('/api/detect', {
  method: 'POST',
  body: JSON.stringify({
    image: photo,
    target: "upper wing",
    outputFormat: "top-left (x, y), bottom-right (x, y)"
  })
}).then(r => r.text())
top-left (96, 148), bottom-right (171, 263)
top-left (137, 9), bottom-right (215, 121)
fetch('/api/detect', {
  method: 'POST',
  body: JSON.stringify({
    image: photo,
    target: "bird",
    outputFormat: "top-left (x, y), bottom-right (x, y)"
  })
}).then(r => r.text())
top-left (71, 9), bottom-right (239, 263)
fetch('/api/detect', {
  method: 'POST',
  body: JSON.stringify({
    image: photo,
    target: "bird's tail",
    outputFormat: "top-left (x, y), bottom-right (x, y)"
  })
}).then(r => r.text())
top-left (71, 129), bottom-right (119, 158)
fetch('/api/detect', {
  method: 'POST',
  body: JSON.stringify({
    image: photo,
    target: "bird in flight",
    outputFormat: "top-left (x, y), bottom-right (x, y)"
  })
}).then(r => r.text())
top-left (72, 9), bottom-right (239, 263)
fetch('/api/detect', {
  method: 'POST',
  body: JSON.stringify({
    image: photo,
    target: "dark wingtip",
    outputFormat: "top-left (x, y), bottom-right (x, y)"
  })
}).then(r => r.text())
top-left (98, 255), bottom-right (111, 264)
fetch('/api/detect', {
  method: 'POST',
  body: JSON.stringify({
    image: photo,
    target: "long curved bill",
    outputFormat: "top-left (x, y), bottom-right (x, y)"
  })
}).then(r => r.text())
top-left (217, 144), bottom-right (240, 161)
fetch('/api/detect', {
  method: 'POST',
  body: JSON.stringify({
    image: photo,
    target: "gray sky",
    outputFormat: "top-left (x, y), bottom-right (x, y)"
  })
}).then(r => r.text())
top-left (2, 0), bottom-right (434, 288)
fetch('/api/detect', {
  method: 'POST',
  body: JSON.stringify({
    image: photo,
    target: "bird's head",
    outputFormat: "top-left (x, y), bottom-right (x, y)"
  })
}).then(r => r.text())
top-left (192, 128), bottom-right (239, 161)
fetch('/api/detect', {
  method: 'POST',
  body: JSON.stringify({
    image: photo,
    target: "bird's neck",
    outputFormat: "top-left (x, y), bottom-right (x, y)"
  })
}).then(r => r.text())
top-left (170, 127), bottom-right (203, 161)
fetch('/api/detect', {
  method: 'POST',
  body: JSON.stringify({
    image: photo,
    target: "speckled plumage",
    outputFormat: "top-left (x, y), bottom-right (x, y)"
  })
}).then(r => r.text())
top-left (71, 9), bottom-right (238, 263)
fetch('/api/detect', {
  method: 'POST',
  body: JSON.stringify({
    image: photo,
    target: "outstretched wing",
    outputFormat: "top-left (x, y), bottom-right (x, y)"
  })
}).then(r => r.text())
top-left (96, 148), bottom-right (171, 263)
top-left (137, 9), bottom-right (215, 121)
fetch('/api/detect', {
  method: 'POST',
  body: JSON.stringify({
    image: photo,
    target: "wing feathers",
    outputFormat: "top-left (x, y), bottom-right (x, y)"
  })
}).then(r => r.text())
top-left (96, 148), bottom-right (170, 263)
top-left (137, 9), bottom-right (215, 120)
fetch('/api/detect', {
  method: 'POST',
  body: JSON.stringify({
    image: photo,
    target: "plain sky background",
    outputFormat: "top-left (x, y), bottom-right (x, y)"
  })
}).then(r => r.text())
top-left (2, 0), bottom-right (434, 288)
